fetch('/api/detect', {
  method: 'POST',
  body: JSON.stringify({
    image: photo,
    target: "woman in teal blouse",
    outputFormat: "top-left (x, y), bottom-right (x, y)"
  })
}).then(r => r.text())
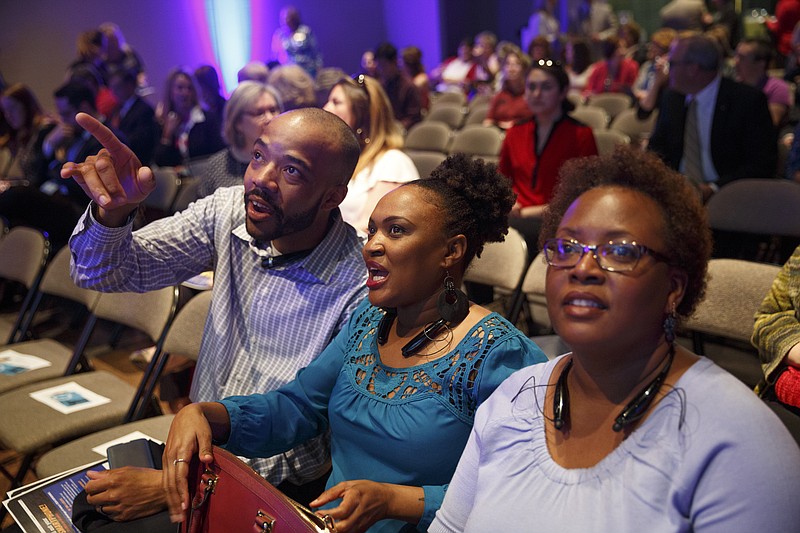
top-left (161, 154), bottom-right (547, 532)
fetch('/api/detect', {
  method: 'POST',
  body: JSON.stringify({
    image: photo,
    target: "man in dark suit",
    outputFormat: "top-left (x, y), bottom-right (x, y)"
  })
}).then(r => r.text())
top-left (108, 69), bottom-right (158, 165)
top-left (647, 33), bottom-right (777, 202)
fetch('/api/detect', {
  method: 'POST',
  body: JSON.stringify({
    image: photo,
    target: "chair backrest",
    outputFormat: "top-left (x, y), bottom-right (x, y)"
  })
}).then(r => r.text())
top-left (37, 247), bottom-right (101, 309)
top-left (593, 129), bottom-right (630, 156)
top-left (585, 93), bottom-right (633, 120)
top-left (162, 290), bottom-right (212, 361)
top-left (448, 125), bottom-right (504, 158)
top-left (706, 179), bottom-right (800, 236)
top-left (431, 91), bottom-right (466, 106)
top-left (171, 176), bottom-right (202, 213)
top-left (464, 227), bottom-right (528, 293)
top-left (464, 103), bottom-right (490, 126)
top-left (684, 258), bottom-right (780, 344)
top-left (425, 103), bottom-right (466, 129)
top-left (468, 93), bottom-right (492, 110)
top-left (145, 167), bottom-right (182, 211)
top-left (407, 151), bottom-right (447, 179)
top-left (0, 227), bottom-right (50, 343)
top-left (0, 226), bottom-right (49, 287)
top-left (570, 105), bottom-right (610, 130)
top-left (609, 107), bottom-right (658, 145)
top-left (404, 121), bottom-right (453, 153)
top-left (186, 155), bottom-right (213, 180)
top-left (91, 286), bottom-right (180, 345)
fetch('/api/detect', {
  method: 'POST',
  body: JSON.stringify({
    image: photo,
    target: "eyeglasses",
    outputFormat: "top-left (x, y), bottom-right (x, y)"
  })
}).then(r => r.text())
top-left (244, 106), bottom-right (280, 119)
top-left (542, 238), bottom-right (671, 272)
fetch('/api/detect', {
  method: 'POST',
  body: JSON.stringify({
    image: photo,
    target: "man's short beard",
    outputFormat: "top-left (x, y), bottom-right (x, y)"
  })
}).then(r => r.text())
top-left (244, 190), bottom-right (322, 243)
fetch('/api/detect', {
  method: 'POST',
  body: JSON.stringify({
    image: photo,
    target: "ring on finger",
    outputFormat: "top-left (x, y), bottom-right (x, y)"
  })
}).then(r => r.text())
top-left (173, 458), bottom-right (189, 466)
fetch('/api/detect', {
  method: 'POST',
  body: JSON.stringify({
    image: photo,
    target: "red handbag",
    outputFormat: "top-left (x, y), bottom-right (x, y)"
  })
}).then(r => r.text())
top-left (182, 446), bottom-right (336, 533)
top-left (775, 365), bottom-right (800, 409)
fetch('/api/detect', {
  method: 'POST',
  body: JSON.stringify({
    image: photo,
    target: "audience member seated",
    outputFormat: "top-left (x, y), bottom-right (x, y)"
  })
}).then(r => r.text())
top-left (66, 29), bottom-right (116, 117)
top-left (237, 60), bottom-right (269, 84)
top-left (472, 31), bottom-right (501, 94)
top-left (500, 60), bottom-right (598, 251)
top-left (659, 0), bottom-right (708, 32)
top-left (374, 42), bottom-right (422, 130)
top-left (646, 33), bottom-right (777, 202)
top-left (358, 50), bottom-right (377, 78)
top-left (153, 67), bottom-right (225, 167)
top-left (0, 83), bottom-right (55, 182)
top-left (753, 244), bottom-right (800, 415)
top-left (582, 35), bottom-right (639, 97)
top-left (197, 81), bottom-right (282, 198)
top-left (527, 35), bottom-right (553, 63)
top-left (484, 46), bottom-right (533, 130)
top-left (313, 67), bottom-right (347, 108)
top-left (161, 154), bottom-right (547, 532)
top-left (564, 37), bottom-right (594, 94)
top-left (107, 69), bottom-right (158, 165)
top-left (99, 22), bottom-right (146, 88)
top-left (270, 5), bottom-right (323, 78)
top-left (633, 28), bottom-right (676, 105)
top-left (60, 108), bottom-right (369, 527)
top-left (0, 82), bottom-right (104, 249)
top-left (706, 0), bottom-right (741, 49)
top-left (618, 20), bottom-right (647, 65)
top-left (430, 146), bottom-right (800, 532)
top-left (430, 39), bottom-right (478, 95)
top-left (401, 46), bottom-right (430, 112)
top-left (194, 64), bottom-right (227, 126)
top-left (521, 0), bottom-right (560, 57)
top-left (767, 0), bottom-right (800, 67)
top-left (266, 64), bottom-right (317, 111)
top-left (323, 75), bottom-right (419, 234)
top-left (734, 37), bottom-right (792, 129)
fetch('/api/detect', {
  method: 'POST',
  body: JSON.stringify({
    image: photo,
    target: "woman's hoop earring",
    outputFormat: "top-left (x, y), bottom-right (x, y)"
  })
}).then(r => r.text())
top-left (437, 272), bottom-right (469, 324)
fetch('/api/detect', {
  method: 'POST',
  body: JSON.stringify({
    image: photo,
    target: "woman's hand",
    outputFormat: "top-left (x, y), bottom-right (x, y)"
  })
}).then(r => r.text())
top-left (310, 481), bottom-right (425, 533)
top-left (162, 402), bottom-right (228, 523)
top-left (85, 467), bottom-right (166, 521)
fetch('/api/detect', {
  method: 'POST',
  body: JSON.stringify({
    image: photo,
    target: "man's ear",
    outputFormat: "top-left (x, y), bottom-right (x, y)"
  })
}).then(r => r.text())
top-left (442, 234), bottom-right (467, 270)
top-left (321, 184), bottom-right (348, 211)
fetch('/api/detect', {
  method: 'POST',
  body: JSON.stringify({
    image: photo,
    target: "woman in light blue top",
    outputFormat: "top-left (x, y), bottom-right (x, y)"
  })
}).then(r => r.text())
top-left (162, 153), bottom-right (547, 532)
top-left (430, 146), bottom-right (800, 532)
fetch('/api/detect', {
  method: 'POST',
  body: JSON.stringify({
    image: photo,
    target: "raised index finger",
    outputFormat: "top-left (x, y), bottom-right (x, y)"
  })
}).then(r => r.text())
top-left (75, 112), bottom-right (128, 157)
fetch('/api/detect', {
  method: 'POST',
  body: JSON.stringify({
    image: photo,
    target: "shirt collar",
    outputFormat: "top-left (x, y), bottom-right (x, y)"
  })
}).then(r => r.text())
top-left (232, 209), bottom-right (360, 283)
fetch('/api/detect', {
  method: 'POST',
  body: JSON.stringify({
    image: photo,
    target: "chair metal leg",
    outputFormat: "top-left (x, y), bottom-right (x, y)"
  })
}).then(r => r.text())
top-left (0, 452), bottom-right (35, 522)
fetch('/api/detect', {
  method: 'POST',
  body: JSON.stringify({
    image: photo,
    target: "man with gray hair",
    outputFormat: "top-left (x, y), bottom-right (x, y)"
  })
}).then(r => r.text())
top-left (647, 33), bottom-right (776, 202)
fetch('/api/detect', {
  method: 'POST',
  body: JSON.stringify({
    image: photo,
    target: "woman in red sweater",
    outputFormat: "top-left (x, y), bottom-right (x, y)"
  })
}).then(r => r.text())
top-left (500, 59), bottom-right (598, 249)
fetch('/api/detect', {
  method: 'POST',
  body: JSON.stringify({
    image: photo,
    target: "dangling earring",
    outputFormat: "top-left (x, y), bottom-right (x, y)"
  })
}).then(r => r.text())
top-left (663, 302), bottom-right (677, 344)
top-left (437, 272), bottom-right (469, 324)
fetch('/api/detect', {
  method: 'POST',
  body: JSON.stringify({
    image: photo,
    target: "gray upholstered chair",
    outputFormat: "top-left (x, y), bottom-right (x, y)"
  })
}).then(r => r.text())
top-left (593, 129), bottom-right (630, 156)
top-left (404, 120), bottom-right (452, 155)
top-left (0, 286), bottom-right (179, 491)
top-left (0, 226), bottom-right (50, 344)
top-left (448, 124), bottom-right (504, 163)
top-left (407, 151), bottom-right (447, 179)
top-left (425, 102), bottom-right (466, 130)
top-left (35, 290), bottom-right (212, 477)
top-left (570, 105), bottom-right (610, 130)
top-left (0, 247), bottom-right (101, 394)
top-left (683, 258), bottom-right (781, 388)
top-left (464, 227), bottom-right (529, 315)
top-left (585, 92), bottom-right (633, 120)
top-left (609, 107), bottom-right (658, 146)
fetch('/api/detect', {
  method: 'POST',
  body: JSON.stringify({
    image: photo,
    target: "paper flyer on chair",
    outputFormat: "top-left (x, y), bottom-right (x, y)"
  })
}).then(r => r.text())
top-left (28, 381), bottom-right (111, 414)
top-left (0, 350), bottom-right (51, 375)
top-left (3, 459), bottom-right (107, 533)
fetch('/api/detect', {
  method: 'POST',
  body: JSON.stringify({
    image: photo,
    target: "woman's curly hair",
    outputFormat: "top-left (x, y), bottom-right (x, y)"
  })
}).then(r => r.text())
top-left (411, 153), bottom-right (516, 269)
top-left (539, 145), bottom-right (711, 318)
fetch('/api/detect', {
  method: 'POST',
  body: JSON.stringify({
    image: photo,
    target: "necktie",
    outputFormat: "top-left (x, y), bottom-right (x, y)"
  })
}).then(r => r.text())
top-left (683, 99), bottom-right (704, 186)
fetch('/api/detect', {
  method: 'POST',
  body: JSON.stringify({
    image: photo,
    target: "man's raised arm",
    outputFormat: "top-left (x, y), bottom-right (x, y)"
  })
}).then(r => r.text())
top-left (60, 112), bottom-right (156, 227)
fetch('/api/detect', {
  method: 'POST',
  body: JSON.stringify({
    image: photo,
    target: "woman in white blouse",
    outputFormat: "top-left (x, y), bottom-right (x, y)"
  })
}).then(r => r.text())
top-left (323, 74), bottom-right (419, 234)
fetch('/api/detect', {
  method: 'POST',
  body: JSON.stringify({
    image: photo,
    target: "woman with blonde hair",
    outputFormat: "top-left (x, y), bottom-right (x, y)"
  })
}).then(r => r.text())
top-left (323, 74), bottom-right (419, 234)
